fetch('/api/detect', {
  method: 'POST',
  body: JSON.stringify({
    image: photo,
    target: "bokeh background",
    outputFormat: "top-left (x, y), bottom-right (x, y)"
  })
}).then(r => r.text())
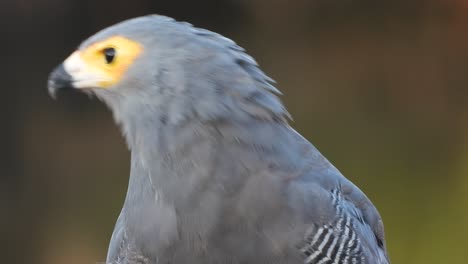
top-left (1, 0), bottom-right (468, 263)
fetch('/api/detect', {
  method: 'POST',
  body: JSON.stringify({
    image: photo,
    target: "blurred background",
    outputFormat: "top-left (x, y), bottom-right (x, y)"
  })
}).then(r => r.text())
top-left (1, 0), bottom-right (468, 263)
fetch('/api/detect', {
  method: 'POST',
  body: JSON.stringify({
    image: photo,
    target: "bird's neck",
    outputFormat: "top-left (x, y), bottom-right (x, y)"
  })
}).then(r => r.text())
top-left (121, 113), bottom-right (219, 204)
top-left (120, 110), bottom-right (287, 207)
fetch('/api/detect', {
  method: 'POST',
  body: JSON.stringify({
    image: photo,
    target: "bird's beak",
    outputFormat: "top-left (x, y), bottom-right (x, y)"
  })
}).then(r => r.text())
top-left (48, 63), bottom-right (74, 99)
top-left (48, 51), bottom-right (112, 99)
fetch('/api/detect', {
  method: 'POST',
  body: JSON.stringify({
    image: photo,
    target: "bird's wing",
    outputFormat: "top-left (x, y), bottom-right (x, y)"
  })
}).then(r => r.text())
top-left (106, 209), bottom-right (150, 264)
top-left (287, 128), bottom-right (389, 264)
top-left (298, 187), bottom-right (389, 264)
top-left (106, 209), bottom-right (126, 263)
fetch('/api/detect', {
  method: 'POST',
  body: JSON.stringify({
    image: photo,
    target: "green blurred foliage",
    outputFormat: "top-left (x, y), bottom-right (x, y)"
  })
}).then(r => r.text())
top-left (1, 0), bottom-right (467, 263)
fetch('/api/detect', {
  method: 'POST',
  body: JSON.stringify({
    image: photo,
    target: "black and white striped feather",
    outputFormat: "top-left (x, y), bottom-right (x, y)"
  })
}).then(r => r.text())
top-left (300, 188), bottom-right (378, 264)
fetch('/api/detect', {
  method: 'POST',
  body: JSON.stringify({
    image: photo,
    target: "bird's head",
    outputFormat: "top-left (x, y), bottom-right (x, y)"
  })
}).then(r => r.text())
top-left (48, 15), bottom-right (287, 127)
top-left (48, 16), bottom-right (177, 106)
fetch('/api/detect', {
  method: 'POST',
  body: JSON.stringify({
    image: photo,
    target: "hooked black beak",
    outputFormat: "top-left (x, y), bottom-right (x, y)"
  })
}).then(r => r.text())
top-left (48, 64), bottom-right (74, 99)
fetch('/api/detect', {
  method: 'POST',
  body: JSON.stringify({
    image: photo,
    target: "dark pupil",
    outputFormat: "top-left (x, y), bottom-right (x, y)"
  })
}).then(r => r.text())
top-left (104, 47), bottom-right (116, 64)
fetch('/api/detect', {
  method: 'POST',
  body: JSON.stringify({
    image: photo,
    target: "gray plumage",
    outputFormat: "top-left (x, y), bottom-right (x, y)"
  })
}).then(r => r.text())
top-left (48, 15), bottom-right (390, 264)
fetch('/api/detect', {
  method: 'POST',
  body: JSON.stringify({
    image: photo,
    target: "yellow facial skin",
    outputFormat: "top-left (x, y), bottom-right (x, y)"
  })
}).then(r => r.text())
top-left (63, 36), bottom-right (143, 89)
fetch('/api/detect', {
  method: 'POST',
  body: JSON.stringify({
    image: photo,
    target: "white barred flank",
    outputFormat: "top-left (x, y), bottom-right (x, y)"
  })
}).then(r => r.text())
top-left (301, 188), bottom-right (366, 264)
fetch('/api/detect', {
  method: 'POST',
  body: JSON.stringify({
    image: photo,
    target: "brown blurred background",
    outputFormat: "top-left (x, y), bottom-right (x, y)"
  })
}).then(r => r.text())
top-left (1, 0), bottom-right (468, 263)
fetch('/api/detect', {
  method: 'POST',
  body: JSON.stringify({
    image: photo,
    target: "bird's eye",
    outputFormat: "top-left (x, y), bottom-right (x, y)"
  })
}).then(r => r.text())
top-left (103, 47), bottom-right (116, 64)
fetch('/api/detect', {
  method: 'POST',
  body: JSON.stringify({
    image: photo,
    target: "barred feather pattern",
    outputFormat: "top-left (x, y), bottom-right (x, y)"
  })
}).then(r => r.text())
top-left (300, 189), bottom-right (366, 264)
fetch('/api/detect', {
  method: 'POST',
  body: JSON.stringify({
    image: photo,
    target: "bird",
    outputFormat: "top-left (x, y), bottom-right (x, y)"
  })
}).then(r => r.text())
top-left (48, 15), bottom-right (390, 264)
